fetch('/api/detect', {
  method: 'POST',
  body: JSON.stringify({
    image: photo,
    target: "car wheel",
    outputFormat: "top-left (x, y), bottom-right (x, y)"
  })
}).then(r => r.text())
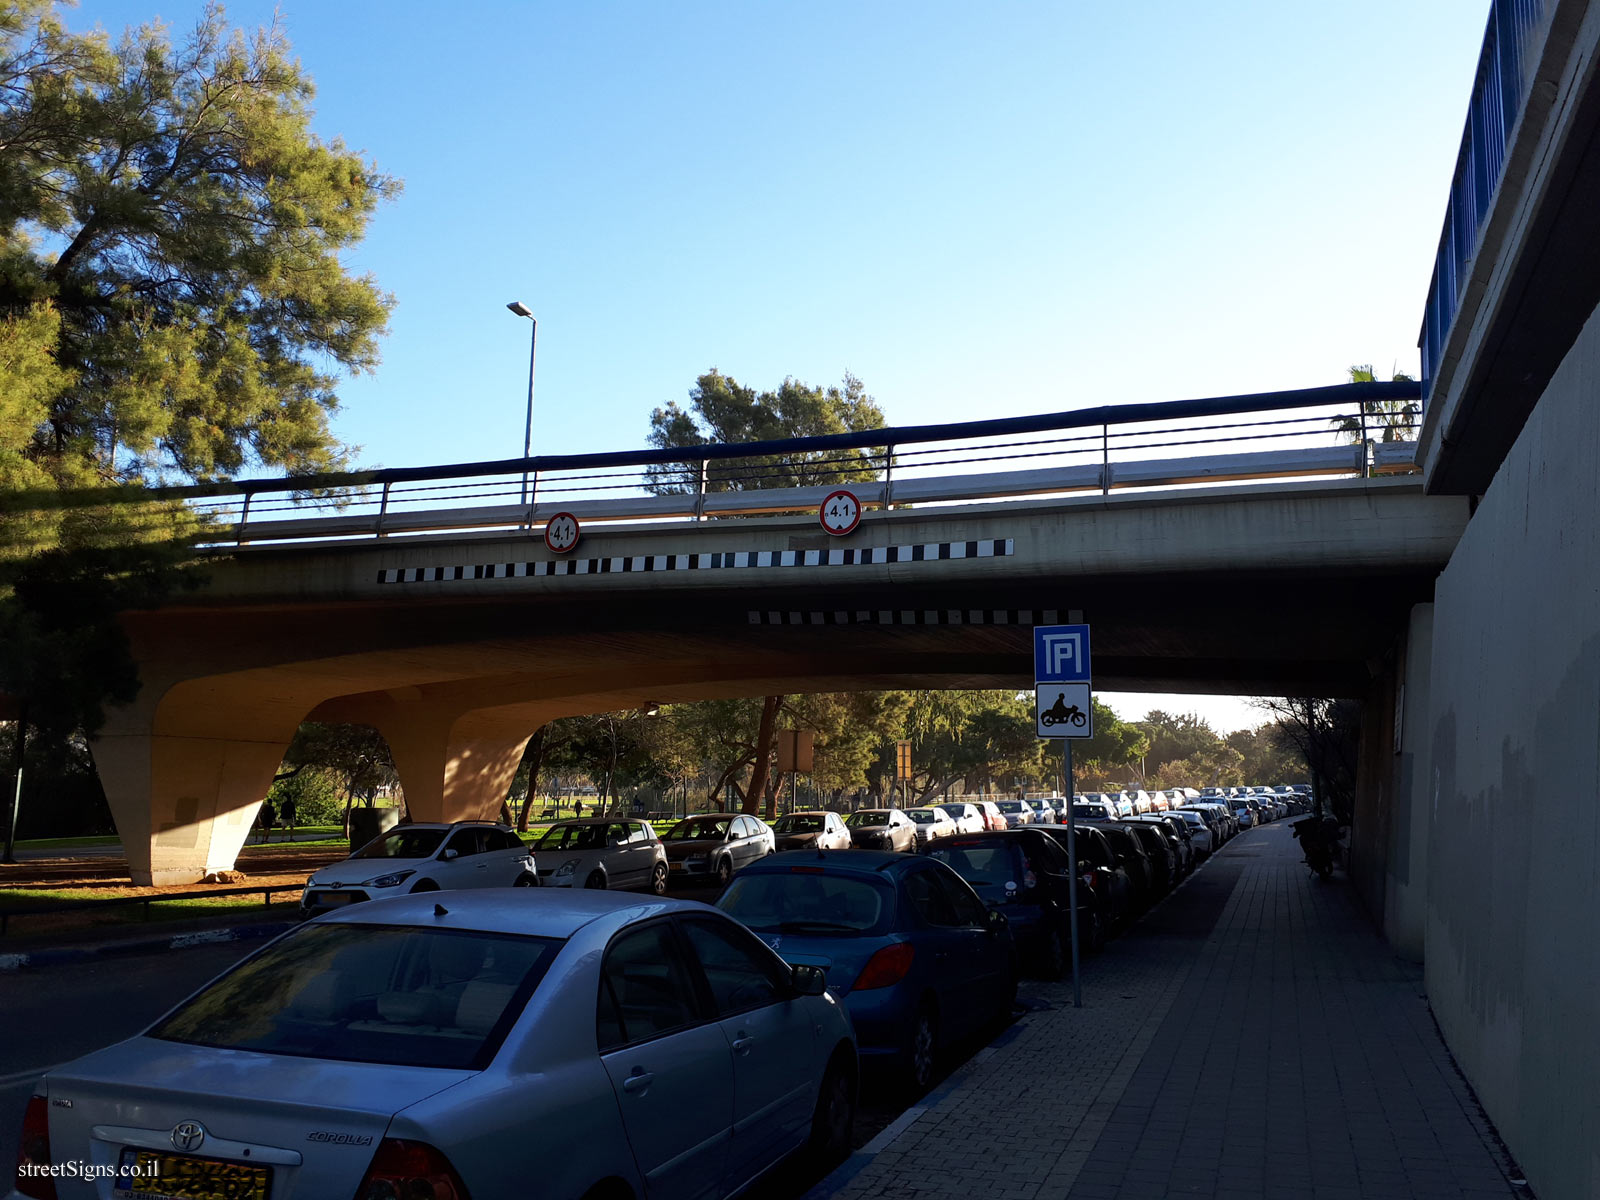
top-left (808, 1053), bottom-right (857, 1164)
top-left (715, 857), bottom-right (733, 887)
top-left (907, 1003), bottom-right (939, 1094)
top-left (584, 870), bottom-right (607, 889)
top-left (410, 878), bottom-right (439, 893)
top-left (513, 874), bottom-right (537, 888)
top-left (1037, 924), bottom-right (1066, 980)
top-left (649, 862), bottom-right (668, 896)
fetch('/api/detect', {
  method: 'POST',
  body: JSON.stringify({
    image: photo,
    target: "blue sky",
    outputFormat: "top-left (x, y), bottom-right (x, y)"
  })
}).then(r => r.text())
top-left (69, 1), bottom-right (1490, 729)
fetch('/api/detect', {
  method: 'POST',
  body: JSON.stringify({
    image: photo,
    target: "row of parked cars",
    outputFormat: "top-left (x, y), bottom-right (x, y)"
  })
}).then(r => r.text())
top-left (16, 794), bottom-right (1318, 1200)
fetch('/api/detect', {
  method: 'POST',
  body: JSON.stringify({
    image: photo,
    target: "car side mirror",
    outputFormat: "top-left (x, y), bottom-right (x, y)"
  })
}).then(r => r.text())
top-left (791, 964), bottom-right (827, 996)
top-left (442, 848), bottom-right (459, 861)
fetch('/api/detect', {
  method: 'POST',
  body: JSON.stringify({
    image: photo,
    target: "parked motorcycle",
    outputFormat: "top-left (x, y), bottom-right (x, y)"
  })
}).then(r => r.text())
top-left (1292, 815), bottom-right (1340, 880)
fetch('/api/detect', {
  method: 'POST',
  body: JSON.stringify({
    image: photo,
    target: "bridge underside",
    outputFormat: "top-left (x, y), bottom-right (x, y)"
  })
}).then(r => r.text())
top-left (95, 478), bottom-right (1468, 882)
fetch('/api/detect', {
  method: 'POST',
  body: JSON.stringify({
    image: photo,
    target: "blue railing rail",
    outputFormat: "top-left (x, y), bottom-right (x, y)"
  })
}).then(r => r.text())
top-left (13, 380), bottom-right (1423, 515)
top-left (1418, 0), bottom-right (1553, 400)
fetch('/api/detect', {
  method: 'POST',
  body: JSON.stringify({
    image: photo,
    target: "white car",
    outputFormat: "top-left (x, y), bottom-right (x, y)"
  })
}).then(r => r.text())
top-left (301, 822), bottom-right (535, 912)
top-left (772, 810), bottom-right (852, 851)
top-left (934, 802), bottom-right (985, 835)
top-left (11, 891), bottom-right (859, 1200)
top-left (531, 818), bottom-right (669, 893)
top-left (906, 807), bottom-right (958, 847)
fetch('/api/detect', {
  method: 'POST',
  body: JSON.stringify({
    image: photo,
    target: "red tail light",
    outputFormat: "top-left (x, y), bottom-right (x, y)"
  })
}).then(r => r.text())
top-left (15, 1095), bottom-right (56, 1200)
top-left (851, 942), bottom-right (915, 991)
top-left (354, 1139), bottom-right (469, 1200)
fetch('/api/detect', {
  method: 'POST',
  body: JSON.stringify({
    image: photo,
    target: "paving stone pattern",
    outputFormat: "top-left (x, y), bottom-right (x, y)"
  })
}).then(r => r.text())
top-left (814, 824), bottom-right (1520, 1200)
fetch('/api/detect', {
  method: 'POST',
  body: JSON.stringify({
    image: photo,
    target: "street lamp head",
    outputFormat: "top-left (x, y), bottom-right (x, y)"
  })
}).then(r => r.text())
top-left (506, 301), bottom-right (534, 319)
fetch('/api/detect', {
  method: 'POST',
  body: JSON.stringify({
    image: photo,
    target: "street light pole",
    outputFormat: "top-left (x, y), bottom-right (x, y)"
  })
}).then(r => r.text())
top-left (506, 302), bottom-right (537, 506)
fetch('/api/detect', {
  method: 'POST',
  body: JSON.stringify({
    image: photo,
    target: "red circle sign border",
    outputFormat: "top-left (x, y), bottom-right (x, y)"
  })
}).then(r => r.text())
top-left (819, 489), bottom-right (862, 536)
top-left (544, 511), bottom-right (581, 554)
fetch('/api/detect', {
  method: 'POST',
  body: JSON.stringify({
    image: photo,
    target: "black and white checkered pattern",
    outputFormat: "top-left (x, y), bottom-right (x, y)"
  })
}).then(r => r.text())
top-left (377, 539), bottom-right (1012, 585)
top-left (747, 608), bottom-right (1063, 626)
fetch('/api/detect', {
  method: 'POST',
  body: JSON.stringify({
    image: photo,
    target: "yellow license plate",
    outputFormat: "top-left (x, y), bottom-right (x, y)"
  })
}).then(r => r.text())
top-left (317, 892), bottom-right (352, 905)
top-left (115, 1148), bottom-right (271, 1200)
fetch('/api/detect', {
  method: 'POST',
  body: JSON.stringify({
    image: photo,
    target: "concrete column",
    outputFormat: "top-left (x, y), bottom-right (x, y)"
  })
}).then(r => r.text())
top-left (328, 690), bottom-right (533, 824)
top-left (1383, 603), bottom-right (1434, 961)
top-left (1349, 659), bottom-right (1399, 927)
top-left (93, 723), bottom-right (295, 887)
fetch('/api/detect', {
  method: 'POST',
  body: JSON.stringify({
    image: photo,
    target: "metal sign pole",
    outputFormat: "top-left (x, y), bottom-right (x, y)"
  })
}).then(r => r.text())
top-left (1064, 740), bottom-right (1081, 1008)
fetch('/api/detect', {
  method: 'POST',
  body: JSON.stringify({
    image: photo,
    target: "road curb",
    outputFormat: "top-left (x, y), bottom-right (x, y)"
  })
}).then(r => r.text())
top-left (0, 920), bottom-right (294, 971)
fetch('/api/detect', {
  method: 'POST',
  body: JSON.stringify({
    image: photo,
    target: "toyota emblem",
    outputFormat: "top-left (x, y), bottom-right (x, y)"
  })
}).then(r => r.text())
top-left (171, 1120), bottom-right (206, 1152)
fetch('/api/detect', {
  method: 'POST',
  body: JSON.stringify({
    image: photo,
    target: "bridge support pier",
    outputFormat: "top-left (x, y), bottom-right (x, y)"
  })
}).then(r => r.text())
top-left (93, 728), bottom-right (294, 887)
top-left (319, 690), bottom-right (535, 825)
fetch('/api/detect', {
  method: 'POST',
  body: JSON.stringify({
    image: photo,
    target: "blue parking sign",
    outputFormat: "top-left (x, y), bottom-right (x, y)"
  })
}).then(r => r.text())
top-left (1034, 624), bottom-right (1091, 682)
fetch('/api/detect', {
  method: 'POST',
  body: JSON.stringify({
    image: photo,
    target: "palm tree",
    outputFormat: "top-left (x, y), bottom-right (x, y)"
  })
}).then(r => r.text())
top-left (1333, 365), bottom-right (1420, 443)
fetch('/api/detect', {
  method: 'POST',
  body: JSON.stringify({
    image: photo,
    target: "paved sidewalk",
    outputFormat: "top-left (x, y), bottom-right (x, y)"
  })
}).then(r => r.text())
top-left (811, 824), bottom-right (1522, 1200)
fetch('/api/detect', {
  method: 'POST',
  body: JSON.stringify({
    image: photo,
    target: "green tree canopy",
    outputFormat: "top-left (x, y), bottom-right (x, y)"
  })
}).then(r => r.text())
top-left (646, 370), bottom-right (886, 493)
top-left (1333, 364), bottom-right (1419, 444)
top-left (0, 1), bottom-right (397, 740)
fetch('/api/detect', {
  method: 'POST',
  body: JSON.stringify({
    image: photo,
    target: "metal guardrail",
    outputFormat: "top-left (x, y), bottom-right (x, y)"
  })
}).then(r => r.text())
top-left (0, 883), bottom-right (303, 936)
top-left (7, 381), bottom-right (1425, 547)
top-left (1418, 0), bottom-right (1553, 401)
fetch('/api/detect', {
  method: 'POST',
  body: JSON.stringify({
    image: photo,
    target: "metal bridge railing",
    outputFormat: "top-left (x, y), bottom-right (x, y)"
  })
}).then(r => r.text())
top-left (1418, 0), bottom-right (1553, 401)
top-left (16, 382), bottom-right (1424, 548)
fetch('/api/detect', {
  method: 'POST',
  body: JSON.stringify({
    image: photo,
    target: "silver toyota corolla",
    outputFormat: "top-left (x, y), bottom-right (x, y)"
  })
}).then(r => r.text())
top-left (10, 891), bottom-right (858, 1200)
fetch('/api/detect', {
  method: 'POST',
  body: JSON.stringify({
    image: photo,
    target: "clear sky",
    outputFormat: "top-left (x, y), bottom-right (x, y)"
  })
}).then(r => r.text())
top-left (67, 1), bottom-right (1492, 731)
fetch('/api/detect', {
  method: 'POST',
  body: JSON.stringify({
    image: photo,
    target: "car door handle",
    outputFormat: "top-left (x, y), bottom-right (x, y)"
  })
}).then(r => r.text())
top-left (622, 1070), bottom-right (654, 1093)
top-left (731, 1035), bottom-right (755, 1055)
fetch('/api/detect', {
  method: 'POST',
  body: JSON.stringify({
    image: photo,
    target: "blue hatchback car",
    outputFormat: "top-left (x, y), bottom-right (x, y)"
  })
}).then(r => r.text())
top-left (716, 850), bottom-right (1016, 1092)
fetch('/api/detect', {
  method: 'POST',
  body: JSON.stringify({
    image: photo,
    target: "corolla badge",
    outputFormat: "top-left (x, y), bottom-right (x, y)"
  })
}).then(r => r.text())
top-left (171, 1121), bottom-right (206, 1152)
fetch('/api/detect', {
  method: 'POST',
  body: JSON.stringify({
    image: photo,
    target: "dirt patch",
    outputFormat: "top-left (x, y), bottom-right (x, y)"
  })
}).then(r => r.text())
top-left (0, 843), bottom-right (349, 897)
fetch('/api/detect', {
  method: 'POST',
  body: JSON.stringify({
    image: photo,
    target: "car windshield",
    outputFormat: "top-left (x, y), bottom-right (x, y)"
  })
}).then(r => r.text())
top-left (534, 823), bottom-right (609, 851)
top-left (926, 841), bottom-right (1026, 901)
top-left (775, 815), bottom-right (825, 834)
top-left (997, 801), bottom-right (1025, 813)
top-left (1072, 805), bottom-right (1105, 818)
top-left (907, 810), bottom-right (939, 823)
top-left (845, 811), bottom-right (890, 828)
top-left (663, 818), bottom-right (730, 841)
top-left (936, 804), bottom-right (965, 817)
top-left (351, 829), bottom-right (447, 860)
top-left (149, 924), bottom-right (561, 1070)
top-left (719, 871), bottom-right (889, 934)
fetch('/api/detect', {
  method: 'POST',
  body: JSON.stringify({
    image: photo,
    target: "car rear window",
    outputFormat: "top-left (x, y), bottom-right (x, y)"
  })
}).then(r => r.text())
top-left (925, 841), bottom-right (1026, 901)
top-left (150, 924), bottom-right (561, 1070)
top-left (718, 871), bottom-right (890, 934)
top-left (845, 811), bottom-right (890, 828)
top-left (776, 815), bottom-right (825, 833)
top-left (664, 818), bottom-right (730, 840)
top-left (535, 823), bottom-right (608, 851)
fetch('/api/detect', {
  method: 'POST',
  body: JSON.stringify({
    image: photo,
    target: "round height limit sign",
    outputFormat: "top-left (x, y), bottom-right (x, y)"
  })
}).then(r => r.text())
top-left (819, 489), bottom-right (862, 536)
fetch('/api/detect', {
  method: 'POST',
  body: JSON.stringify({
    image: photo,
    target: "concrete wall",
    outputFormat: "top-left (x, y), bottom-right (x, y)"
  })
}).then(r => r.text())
top-left (1424, 301), bottom-right (1600, 1200)
top-left (1383, 604), bottom-right (1433, 962)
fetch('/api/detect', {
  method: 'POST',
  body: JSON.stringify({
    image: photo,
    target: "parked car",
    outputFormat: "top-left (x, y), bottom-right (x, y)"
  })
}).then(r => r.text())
top-left (925, 829), bottom-right (1103, 976)
top-left (1025, 798), bottom-right (1059, 825)
top-left (1071, 798), bottom-right (1119, 822)
top-left (773, 810), bottom-right (852, 851)
top-left (14, 891), bottom-right (858, 1200)
top-left (994, 799), bottom-right (1034, 828)
top-left (935, 802), bottom-right (986, 835)
top-left (1038, 823), bottom-right (1135, 932)
top-left (1097, 823), bottom-right (1158, 913)
top-left (906, 807), bottom-right (959, 848)
top-left (1233, 800), bottom-right (1255, 829)
top-left (1171, 809), bottom-right (1214, 860)
top-left (1116, 821), bottom-right (1178, 894)
top-left (1134, 813), bottom-right (1195, 875)
top-left (844, 809), bottom-right (918, 853)
top-left (662, 812), bottom-right (776, 885)
top-left (973, 800), bottom-right (1008, 832)
top-left (531, 818), bottom-right (669, 893)
top-left (1125, 789), bottom-right (1155, 814)
top-left (302, 822), bottom-right (535, 913)
top-left (718, 850), bottom-right (1015, 1092)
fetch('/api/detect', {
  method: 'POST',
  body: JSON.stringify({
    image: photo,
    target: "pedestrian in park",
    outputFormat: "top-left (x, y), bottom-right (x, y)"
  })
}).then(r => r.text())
top-left (258, 799), bottom-right (277, 844)
top-left (279, 795), bottom-right (298, 837)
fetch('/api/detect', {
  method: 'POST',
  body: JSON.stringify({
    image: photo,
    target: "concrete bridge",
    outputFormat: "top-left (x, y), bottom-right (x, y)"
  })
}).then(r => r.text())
top-left (99, 458), bottom-right (1465, 888)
